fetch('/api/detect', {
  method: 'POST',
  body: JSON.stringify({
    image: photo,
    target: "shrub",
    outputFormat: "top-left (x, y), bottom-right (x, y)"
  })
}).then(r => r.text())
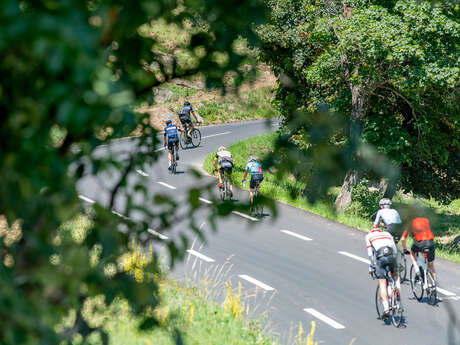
top-left (347, 180), bottom-right (383, 219)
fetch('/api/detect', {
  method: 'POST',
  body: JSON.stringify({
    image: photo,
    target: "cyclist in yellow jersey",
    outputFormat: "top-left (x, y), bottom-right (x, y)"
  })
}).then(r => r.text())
top-left (213, 146), bottom-right (234, 197)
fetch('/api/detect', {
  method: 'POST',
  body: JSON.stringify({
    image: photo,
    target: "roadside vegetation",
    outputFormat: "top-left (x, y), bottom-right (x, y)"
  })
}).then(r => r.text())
top-left (204, 133), bottom-right (460, 263)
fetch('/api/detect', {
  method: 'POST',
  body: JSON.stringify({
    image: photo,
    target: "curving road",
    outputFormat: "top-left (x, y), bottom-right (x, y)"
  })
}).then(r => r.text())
top-left (78, 120), bottom-right (460, 345)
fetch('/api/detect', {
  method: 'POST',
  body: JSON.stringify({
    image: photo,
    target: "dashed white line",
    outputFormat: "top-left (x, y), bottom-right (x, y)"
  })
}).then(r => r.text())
top-left (338, 251), bottom-right (371, 264)
top-left (157, 181), bottom-right (177, 190)
top-left (155, 146), bottom-right (166, 152)
top-left (148, 228), bottom-right (169, 240)
top-left (112, 210), bottom-right (130, 220)
top-left (202, 131), bottom-right (231, 139)
top-left (187, 249), bottom-right (215, 262)
top-left (238, 274), bottom-right (275, 291)
top-left (437, 287), bottom-right (456, 297)
top-left (280, 230), bottom-right (312, 241)
top-left (136, 169), bottom-right (149, 177)
top-left (199, 197), bottom-right (213, 204)
top-left (78, 195), bottom-right (95, 204)
top-left (232, 211), bottom-right (258, 222)
top-left (304, 308), bottom-right (346, 329)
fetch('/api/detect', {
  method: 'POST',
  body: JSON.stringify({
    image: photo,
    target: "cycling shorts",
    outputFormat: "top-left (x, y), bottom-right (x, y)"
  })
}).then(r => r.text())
top-left (375, 254), bottom-right (395, 279)
top-left (250, 174), bottom-right (264, 189)
top-left (386, 223), bottom-right (403, 243)
top-left (167, 138), bottom-right (178, 150)
top-left (179, 116), bottom-right (192, 126)
top-left (411, 239), bottom-right (435, 262)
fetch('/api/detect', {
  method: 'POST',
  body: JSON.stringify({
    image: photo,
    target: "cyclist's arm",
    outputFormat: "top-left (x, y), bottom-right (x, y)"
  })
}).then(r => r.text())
top-left (365, 236), bottom-right (375, 267)
top-left (401, 229), bottom-right (409, 251)
top-left (373, 210), bottom-right (382, 225)
top-left (163, 131), bottom-right (167, 147)
top-left (242, 169), bottom-right (249, 181)
top-left (213, 155), bottom-right (218, 170)
top-left (191, 110), bottom-right (199, 122)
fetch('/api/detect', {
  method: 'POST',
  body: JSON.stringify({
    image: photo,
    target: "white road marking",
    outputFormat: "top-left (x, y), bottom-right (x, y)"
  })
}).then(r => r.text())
top-left (199, 197), bottom-right (213, 204)
top-left (202, 131), bottom-right (231, 139)
top-left (437, 287), bottom-right (456, 296)
top-left (155, 146), bottom-right (166, 152)
top-left (187, 249), bottom-right (215, 262)
top-left (338, 251), bottom-right (371, 264)
top-left (78, 195), bottom-right (95, 204)
top-left (232, 211), bottom-right (258, 222)
top-left (239, 274), bottom-right (275, 291)
top-left (157, 181), bottom-right (177, 190)
top-left (304, 308), bottom-right (346, 329)
top-left (280, 230), bottom-right (312, 241)
top-left (148, 228), bottom-right (169, 240)
top-left (136, 169), bottom-right (149, 177)
top-left (112, 210), bottom-right (130, 220)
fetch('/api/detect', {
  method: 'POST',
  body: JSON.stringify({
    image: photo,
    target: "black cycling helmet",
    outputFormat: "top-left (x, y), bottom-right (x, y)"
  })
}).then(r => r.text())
top-left (165, 119), bottom-right (172, 125)
top-left (184, 101), bottom-right (191, 106)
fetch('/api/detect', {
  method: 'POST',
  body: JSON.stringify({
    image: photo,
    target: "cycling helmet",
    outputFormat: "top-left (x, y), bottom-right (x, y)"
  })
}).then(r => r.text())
top-left (218, 145), bottom-right (226, 151)
top-left (184, 101), bottom-right (191, 106)
top-left (165, 119), bottom-right (172, 125)
top-left (379, 198), bottom-right (392, 206)
top-left (248, 155), bottom-right (257, 163)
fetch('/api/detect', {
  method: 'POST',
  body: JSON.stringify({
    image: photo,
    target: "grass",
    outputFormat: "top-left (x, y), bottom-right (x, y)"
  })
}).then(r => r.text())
top-left (204, 133), bottom-right (460, 263)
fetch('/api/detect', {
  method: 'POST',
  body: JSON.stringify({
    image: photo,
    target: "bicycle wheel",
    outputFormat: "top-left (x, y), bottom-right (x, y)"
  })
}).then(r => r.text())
top-left (397, 248), bottom-right (407, 282)
top-left (179, 132), bottom-right (188, 149)
top-left (391, 287), bottom-right (404, 327)
top-left (224, 178), bottom-right (231, 200)
top-left (410, 265), bottom-right (424, 301)
top-left (375, 285), bottom-right (384, 319)
top-left (190, 128), bottom-right (201, 147)
top-left (426, 270), bottom-right (437, 305)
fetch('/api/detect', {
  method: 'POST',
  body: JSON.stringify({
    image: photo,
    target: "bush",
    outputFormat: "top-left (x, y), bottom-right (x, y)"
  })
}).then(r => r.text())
top-left (346, 180), bottom-right (383, 219)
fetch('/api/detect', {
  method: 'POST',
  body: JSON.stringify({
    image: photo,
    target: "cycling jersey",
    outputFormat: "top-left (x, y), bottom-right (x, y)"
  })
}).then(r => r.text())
top-left (365, 229), bottom-right (397, 267)
top-left (215, 150), bottom-right (233, 169)
top-left (374, 208), bottom-right (402, 226)
top-left (164, 124), bottom-right (179, 142)
top-left (401, 217), bottom-right (434, 242)
top-left (178, 105), bottom-right (194, 120)
top-left (245, 161), bottom-right (263, 175)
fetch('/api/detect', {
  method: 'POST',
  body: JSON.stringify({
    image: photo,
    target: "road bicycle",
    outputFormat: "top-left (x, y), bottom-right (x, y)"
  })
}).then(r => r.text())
top-left (179, 124), bottom-right (201, 149)
top-left (410, 247), bottom-right (437, 305)
top-left (219, 168), bottom-right (232, 201)
top-left (372, 268), bottom-right (404, 327)
top-left (249, 179), bottom-right (263, 217)
top-left (169, 144), bottom-right (177, 174)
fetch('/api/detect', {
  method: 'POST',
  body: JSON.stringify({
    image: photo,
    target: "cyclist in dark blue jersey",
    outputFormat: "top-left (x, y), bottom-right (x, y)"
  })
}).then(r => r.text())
top-left (163, 120), bottom-right (181, 170)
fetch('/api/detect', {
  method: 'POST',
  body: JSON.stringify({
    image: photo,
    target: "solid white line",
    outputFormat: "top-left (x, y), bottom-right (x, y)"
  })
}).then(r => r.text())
top-left (304, 308), bottom-right (346, 329)
top-left (136, 169), bottom-right (149, 177)
top-left (112, 210), bottom-right (130, 220)
top-left (239, 274), bottom-right (275, 291)
top-left (187, 249), bottom-right (215, 262)
top-left (437, 287), bottom-right (456, 296)
top-left (148, 228), bottom-right (168, 240)
top-left (280, 230), bottom-right (312, 241)
top-left (78, 195), bottom-right (95, 204)
top-left (232, 211), bottom-right (258, 222)
top-left (157, 181), bottom-right (177, 190)
top-left (199, 197), bottom-right (213, 204)
top-left (202, 131), bottom-right (231, 139)
top-left (338, 251), bottom-right (371, 264)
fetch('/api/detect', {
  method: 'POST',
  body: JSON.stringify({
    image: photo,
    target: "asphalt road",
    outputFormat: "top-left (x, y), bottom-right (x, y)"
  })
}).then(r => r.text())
top-left (78, 119), bottom-right (460, 345)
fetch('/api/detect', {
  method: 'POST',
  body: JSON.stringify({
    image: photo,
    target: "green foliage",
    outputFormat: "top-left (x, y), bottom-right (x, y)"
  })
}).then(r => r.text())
top-left (0, 0), bottom-right (268, 344)
top-left (346, 180), bottom-right (383, 219)
top-left (258, 0), bottom-right (460, 201)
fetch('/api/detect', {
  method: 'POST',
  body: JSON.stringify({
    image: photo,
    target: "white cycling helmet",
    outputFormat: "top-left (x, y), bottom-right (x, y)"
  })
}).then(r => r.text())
top-left (248, 155), bottom-right (257, 163)
top-left (218, 145), bottom-right (226, 151)
top-left (379, 198), bottom-right (392, 206)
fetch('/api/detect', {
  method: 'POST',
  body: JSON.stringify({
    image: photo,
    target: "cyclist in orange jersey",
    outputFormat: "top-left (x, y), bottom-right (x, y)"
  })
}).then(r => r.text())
top-left (401, 217), bottom-right (436, 280)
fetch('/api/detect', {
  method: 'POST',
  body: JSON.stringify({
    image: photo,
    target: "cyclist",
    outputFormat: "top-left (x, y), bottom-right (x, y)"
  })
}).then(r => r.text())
top-left (365, 224), bottom-right (399, 321)
top-left (401, 217), bottom-right (436, 281)
top-left (241, 155), bottom-right (264, 203)
top-left (178, 101), bottom-right (200, 138)
top-left (213, 145), bottom-right (234, 197)
top-left (374, 198), bottom-right (403, 240)
top-left (163, 119), bottom-right (180, 170)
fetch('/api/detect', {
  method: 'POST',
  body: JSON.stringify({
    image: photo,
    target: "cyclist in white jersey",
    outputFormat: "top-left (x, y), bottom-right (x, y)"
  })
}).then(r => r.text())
top-left (365, 225), bottom-right (399, 320)
top-left (374, 198), bottom-right (403, 240)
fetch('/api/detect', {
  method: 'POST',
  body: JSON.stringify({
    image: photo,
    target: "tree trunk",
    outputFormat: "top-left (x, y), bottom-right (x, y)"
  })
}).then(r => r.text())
top-left (334, 82), bottom-right (369, 212)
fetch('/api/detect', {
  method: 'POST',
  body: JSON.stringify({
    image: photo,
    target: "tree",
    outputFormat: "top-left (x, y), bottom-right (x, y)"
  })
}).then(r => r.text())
top-left (258, 0), bottom-right (460, 208)
top-left (0, 0), bottom-right (267, 344)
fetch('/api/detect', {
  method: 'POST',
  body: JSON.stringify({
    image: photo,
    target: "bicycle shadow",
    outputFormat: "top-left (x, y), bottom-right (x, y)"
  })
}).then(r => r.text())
top-left (377, 316), bottom-right (408, 328)
top-left (408, 295), bottom-right (441, 306)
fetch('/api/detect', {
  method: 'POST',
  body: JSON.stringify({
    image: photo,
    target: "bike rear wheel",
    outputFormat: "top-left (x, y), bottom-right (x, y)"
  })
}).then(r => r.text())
top-left (410, 265), bottom-right (424, 301)
top-left (179, 132), bottom-right (188, 149)
top-left (426, 270), bottom-right (437, 305)
top-left (170, 146), bottom-right (177, 174)
top-left (397, 247), bottom-right (407, 281)
top-left (391, 288), bottom-right (404, 327)
top-left (190, 128), bottom-right (201, 147)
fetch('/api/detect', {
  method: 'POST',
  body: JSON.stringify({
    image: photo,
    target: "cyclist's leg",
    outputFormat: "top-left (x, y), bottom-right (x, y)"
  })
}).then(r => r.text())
top-left (167, 142), bottom-right (172, 168)
top-left (217, 168), bottom-right (223, 188)
top-left (410, 242), bottom-right (421, 274)
top-left (228, 169), bottom-right (233, 195)
top-left (249, 175), bottom-right (256, 202)
top-left (426, 240), bottom-right (436, 280)
top-left (175, 142), bottom-right (179, 160)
